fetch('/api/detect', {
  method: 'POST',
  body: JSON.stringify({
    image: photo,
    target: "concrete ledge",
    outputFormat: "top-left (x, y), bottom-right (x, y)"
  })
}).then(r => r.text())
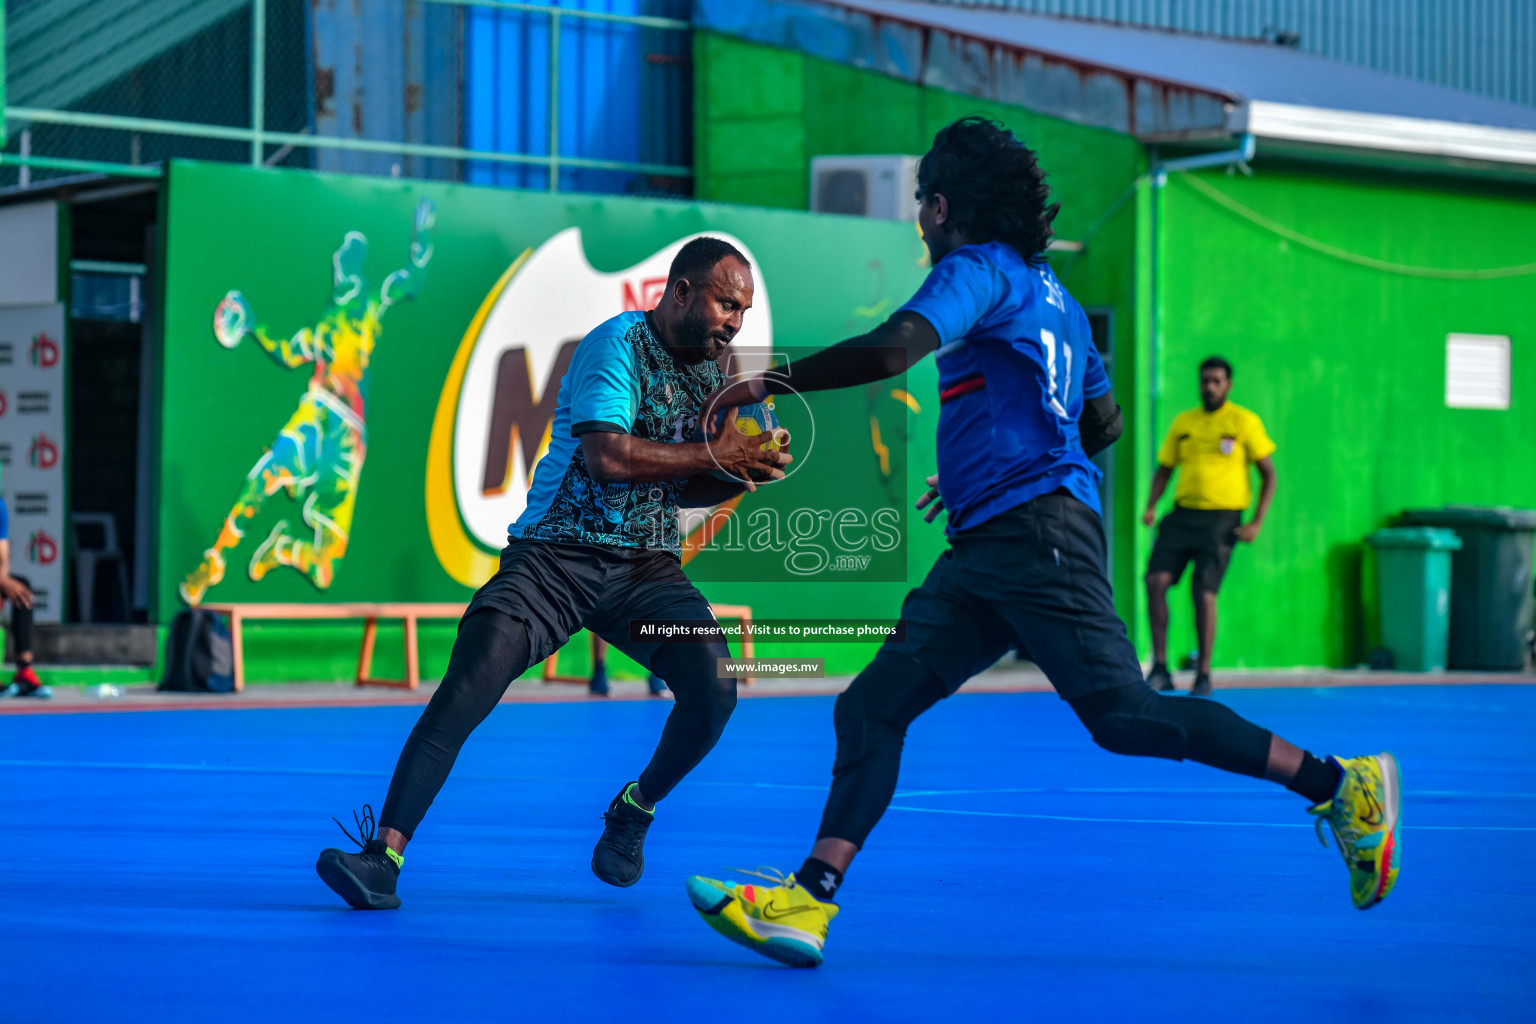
top-left (28, 625), bottom-right (158, 666)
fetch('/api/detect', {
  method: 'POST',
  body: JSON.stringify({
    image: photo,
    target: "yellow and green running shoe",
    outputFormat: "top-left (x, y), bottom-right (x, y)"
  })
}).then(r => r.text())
top-left (1310, 752), bottom-right (1402, 910)
top-left (686, 868), bottom-right (839, 967)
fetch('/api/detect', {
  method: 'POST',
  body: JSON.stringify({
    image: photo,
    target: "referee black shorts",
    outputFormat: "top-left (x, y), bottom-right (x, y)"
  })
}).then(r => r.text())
top-left (1147, 506), bottom-right (1243, 594)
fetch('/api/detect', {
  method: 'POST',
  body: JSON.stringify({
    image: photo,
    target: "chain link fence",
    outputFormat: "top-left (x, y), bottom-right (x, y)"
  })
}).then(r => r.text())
top-left (2, 0), bottom-right (693, 195)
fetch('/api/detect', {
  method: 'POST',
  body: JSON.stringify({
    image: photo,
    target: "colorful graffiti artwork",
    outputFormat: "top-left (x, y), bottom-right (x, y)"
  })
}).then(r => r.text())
top-left (178, 200), bottom-right (435, 605)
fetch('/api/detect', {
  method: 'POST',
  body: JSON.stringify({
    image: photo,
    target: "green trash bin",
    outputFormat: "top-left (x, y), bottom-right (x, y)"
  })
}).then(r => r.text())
top-left (1401, 506), bottom-right (1536, 670)
top-left (1366, 528), bottom-right (1462, 672)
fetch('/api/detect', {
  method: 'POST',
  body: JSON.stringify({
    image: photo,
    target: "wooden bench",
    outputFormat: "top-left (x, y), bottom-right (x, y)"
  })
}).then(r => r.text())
top-left (202, 603), bottom-right (467, 691)
top-left (202, 601), bottom-right (756, 690)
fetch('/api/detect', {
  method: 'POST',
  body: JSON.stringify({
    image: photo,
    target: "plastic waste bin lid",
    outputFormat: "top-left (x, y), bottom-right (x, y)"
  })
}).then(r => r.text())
top-left (1402, 506), bottom-right (1536, 531)
top-left (1366, 527), bottom-right (1464, 550)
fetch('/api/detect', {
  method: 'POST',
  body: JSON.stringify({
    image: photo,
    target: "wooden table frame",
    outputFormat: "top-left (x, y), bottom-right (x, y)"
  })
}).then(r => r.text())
top-left (201, 601), bottom-right (756, 690)
top-left (202, 603), bottom-right (467, 691)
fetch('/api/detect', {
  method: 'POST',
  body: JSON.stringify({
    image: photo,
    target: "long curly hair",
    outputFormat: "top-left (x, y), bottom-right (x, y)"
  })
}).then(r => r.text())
top-left (917, 116), bottom-right (1059, 265)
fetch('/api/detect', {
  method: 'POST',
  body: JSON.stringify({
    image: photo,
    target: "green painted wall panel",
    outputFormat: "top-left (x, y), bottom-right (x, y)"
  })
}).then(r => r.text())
top-left (1151, 165), bottom-right (1536, 668)
top-left (801, 60), bottom-right (927, 158)
top-left (702, 173), bottom-right (806, 211)
top-left (705, 118), bottom-right (806, 178)
top-left (697, 32), bottom-right (803, 121)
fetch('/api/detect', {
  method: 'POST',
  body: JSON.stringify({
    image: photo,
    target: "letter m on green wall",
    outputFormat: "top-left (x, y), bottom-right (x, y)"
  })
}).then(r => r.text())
top-left (481, 341), bottom-right (579, 495)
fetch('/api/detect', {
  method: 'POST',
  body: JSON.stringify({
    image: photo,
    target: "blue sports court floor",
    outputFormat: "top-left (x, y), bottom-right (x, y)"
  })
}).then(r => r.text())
top-left (1, 683), bottom-right (1532, 1023)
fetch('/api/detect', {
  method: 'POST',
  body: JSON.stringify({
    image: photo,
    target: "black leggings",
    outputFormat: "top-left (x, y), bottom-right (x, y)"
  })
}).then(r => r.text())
top-left (6, 575), bottom-right (32, 658)
top-left (817, 651), bottom-right (1273, 847)
top-left (379, 609), bottom-right (737, 840)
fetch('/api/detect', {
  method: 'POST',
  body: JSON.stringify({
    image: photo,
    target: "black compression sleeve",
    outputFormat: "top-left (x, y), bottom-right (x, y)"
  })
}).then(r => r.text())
top-left (1079, 391), bottom-right (1123, 457)
top-left (765, 312), bottom-right (940, 396)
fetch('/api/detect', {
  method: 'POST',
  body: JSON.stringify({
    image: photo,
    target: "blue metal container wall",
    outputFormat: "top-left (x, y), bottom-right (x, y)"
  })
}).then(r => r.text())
top-left (922, 0), bottom-right (1536, 109)
top-left (310, 0), bottom-right (463, 179)
top-left (464, 0), bottom-right (691, 194)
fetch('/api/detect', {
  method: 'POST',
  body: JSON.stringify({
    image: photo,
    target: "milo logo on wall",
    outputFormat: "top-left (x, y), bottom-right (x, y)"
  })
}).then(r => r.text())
top-left (426, 228), bottom-right (772, 586)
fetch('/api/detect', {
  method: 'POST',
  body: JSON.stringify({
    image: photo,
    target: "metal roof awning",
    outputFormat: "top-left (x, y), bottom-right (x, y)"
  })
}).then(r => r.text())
top-left (696, 0), bottom-right (1536, 169)
top-left (1237, 102), bottom-right (1536, 169)
top-left (5, 0), bottom-right (249, 113)
top-left (694, 0), bottom-right (1236, 140)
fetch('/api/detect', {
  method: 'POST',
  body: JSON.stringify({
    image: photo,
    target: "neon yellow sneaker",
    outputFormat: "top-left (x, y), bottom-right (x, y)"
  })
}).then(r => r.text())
top-left (686, 868), bottom-right (839, 967)
top-left (1310, 752), bottom-right (1402, 910)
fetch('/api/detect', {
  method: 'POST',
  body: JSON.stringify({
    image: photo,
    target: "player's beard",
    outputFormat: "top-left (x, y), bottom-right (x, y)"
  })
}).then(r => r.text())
top-left (674, 305), bottom-right (729, 364)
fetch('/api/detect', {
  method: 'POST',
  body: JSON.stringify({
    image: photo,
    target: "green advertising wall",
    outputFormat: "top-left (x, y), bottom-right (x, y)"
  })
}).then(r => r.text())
top-left (159, 160), bottom-right (942, 681)
top-left (1145, 164), bottom-right (1536, 668)
top-left (693, 30), bottom-right (1148, 613)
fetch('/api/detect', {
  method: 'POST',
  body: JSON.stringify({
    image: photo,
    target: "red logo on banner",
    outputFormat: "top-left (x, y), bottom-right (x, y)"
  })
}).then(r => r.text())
top-left (29, 433), bottom-right (60, 469)
top-left (621, 277), bottom-right (668, 312)
top-left (30, 332), bottom-right (60, 368)
top-left (0, 391), bottom-right (7, 418)
top-left (28, 530), bottom-right (59, 565)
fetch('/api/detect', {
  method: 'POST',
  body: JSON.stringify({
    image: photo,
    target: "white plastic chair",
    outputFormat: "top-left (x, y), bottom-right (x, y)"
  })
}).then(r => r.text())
top-left (71, 513), bottom-right (130, 623)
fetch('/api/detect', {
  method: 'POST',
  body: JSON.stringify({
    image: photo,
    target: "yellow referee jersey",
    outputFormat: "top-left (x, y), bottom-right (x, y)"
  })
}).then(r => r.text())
top-left (1157, 402), bottom-right (1275, 511)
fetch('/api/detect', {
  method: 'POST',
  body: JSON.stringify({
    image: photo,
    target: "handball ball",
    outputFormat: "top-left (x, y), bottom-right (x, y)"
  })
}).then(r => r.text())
top-left (694, 398), bottom-right (789, 482)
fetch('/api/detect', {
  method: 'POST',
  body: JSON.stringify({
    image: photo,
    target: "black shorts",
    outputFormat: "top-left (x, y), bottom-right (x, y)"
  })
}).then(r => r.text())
top-left (466, 539), bottom-right (730, 671)
top-left (1147, 506), bottom-right (1243, 594)
top-left (879, 492), bottom-right (1144, 702)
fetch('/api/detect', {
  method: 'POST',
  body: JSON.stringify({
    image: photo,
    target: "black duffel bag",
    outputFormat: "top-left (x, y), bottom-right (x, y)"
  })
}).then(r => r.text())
top-left (158, 609), bottom-right (236, 693)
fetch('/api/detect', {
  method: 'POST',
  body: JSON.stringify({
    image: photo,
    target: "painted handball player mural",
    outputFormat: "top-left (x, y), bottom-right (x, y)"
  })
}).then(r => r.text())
top-left (179, 199), bottom-right (435, 605)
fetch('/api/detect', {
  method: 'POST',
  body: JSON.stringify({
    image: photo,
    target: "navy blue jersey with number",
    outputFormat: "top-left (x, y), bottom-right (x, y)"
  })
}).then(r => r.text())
top-left (899, 242), bottom-right (1109, 534)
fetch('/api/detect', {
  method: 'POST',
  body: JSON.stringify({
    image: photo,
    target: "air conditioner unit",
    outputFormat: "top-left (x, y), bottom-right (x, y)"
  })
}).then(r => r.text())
top-left (810, 155), bottom-right (922, 222)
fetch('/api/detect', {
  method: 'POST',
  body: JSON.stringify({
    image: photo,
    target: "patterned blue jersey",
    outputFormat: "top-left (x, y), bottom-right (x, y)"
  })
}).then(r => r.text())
top-left (899, 242), bottom-right (1109, 534)
top-left (509, 311), bottom-right (725, 554)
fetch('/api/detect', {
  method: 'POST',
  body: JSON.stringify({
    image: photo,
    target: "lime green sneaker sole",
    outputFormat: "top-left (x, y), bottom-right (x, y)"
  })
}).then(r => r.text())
top-left (685, 876), bottom-right (824, 968)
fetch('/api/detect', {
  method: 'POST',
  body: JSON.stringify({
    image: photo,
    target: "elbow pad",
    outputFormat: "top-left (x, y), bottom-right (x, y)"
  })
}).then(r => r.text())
top-left (1080, 395), bottom-right (1123, 457)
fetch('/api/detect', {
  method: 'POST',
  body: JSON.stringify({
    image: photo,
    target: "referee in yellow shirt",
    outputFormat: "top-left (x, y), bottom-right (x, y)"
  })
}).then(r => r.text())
top-left (1142, 357), bottom-right (1276, 696)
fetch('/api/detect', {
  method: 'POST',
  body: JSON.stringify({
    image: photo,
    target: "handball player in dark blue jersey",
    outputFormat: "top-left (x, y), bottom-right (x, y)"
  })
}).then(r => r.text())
top-left (685, 117), bottom-right (1401, 967)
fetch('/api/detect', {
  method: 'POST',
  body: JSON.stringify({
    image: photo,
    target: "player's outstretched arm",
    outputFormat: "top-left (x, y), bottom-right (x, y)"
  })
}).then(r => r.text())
top-left (213, 291), bottom-right (315, 367)
top-left (379, 199), bottom-right (436, 313)
top-left (704, 312), bottom-right (940, 419)
top-left (581, 413), bottom-right (789, 492)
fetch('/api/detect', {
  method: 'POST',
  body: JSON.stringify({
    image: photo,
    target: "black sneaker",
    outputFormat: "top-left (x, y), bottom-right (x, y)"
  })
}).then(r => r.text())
top-left (1146, 663), bottom-right (1175, 692)
top-left (316, 805), bottom-right (402, 910)
top-left (646, 673), bottom-right (668, 697)
top-left (1189, 673), bottom-right (1213, 697)
top-left (592, 782), bottom-right (653, 887)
